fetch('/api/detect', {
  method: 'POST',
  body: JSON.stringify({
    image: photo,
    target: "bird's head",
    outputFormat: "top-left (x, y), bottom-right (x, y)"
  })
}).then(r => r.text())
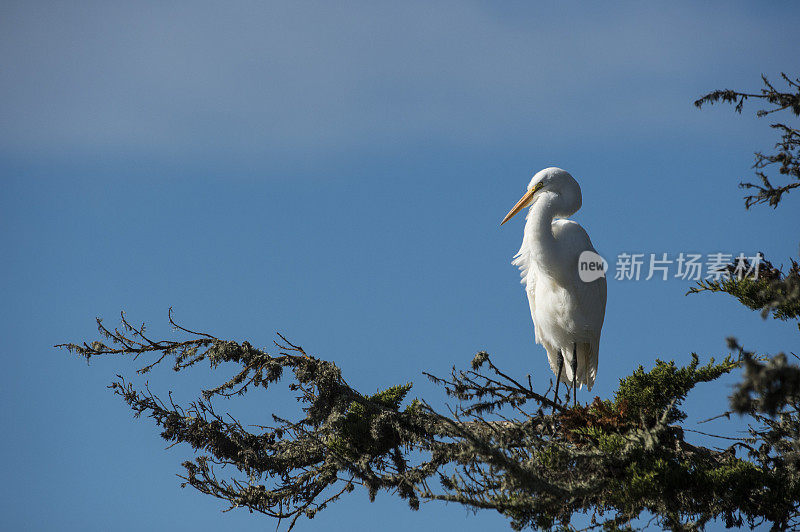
top-left (500, 167), bottom-right (582, 225)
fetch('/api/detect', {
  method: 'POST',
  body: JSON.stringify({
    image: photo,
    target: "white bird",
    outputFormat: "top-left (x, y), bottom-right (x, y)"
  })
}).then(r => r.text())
top-left (501, 167), bottom-right (606, 403)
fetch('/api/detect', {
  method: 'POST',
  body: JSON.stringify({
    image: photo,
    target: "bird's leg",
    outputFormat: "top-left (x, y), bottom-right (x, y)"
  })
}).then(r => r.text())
top-left (572, 342), bottom-right (577, 407)
top-left (554, 354), bottom-right (564, 405)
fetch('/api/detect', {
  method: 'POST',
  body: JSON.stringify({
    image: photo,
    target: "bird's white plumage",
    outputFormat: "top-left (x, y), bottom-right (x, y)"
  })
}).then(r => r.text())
top-left (509, 168), bottom-right (606, 391)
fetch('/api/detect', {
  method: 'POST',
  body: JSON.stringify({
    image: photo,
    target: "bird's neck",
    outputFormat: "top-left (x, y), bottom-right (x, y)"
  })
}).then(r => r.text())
top-left (524, 192), bottom-right (566, 276)
top-left (527, 193), bottom-right (560, 243)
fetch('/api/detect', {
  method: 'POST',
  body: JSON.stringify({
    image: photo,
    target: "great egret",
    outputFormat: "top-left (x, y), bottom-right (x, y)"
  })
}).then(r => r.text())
top-left (501, 167), bottom-right (607, 404)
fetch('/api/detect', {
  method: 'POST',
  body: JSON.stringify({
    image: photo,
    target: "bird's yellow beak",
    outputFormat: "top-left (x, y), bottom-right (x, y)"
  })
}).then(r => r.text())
top-left (500, 182), bottom-right (543, 226)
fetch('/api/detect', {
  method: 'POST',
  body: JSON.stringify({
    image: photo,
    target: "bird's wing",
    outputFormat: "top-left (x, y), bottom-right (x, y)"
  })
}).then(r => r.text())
top-left (552, 219), bottom-right (607, 333)
top-left (552, 219), bottom-right (607, 388)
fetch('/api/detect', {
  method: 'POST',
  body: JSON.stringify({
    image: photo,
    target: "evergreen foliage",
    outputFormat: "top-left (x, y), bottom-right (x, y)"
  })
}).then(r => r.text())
top-left (59, 310), bottom-right (798, 530)
top-left (694, 73), bottom-right (800, 209)
top-left (688, 257), bottom-right (800, 322)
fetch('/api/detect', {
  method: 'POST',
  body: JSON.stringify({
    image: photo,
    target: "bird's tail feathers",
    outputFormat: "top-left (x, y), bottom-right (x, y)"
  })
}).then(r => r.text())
top-left (546, 342), bottom-right (597, 391)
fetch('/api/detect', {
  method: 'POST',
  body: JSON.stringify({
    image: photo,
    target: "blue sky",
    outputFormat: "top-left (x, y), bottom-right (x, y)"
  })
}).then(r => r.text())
top-left (2, 1), bottom-right (799, 530)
